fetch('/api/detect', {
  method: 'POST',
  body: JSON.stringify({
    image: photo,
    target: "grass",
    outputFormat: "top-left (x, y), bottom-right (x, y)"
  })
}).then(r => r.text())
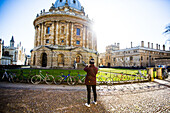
top-left (0, 68), bottom-right (151, 82)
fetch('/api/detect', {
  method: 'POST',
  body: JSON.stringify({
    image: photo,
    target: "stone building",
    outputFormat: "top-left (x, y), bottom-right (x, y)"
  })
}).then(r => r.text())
top-left (99, 41), bottom-right (170, 67)
top-left (0, 36), bottom-right (26, 65)
top-left (31, 0), bottom-right (98, 69)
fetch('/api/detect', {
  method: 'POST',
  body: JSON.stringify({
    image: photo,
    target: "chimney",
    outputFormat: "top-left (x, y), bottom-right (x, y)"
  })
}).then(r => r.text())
top-left (163, 45), bottom-right (165, 51)
top-left (148, 42), bottom-right (150, 48)
top-left (141, 41), bottom-right (144, 47)
top-left (151, 43), bottom-right (153, 49)
top-left (131, 42), bottom-right (133, 48)
top-left (156, 44), bottom-right (158, 50)
top-left (159, 45), bottom-right (160, 50)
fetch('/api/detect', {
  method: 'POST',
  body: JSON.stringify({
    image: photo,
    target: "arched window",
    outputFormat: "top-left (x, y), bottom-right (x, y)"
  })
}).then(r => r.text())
top-left (47, 27), bottom-right (50, 34)
top-left (42, 53), bottom-right (47, 67)
top-left (60, 0), bottom-right (62, 2)
top-left (73, 0), bottom-right (76, 4)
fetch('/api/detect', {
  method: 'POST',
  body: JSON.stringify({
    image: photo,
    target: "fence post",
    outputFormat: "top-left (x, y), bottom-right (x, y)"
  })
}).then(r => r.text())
top-left (147, 67), bottom-right (154, 81)
top-left (156, 67), bottom-right (162, 80)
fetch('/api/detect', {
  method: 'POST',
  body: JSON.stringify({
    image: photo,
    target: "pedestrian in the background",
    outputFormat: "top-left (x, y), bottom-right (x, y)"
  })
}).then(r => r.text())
top-left (84, 58), bottom-right (98, 107)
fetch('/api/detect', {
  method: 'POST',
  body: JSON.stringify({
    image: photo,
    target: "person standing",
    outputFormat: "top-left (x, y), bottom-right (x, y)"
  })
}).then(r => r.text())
top-left (84, 58), bottom-right (98, 107)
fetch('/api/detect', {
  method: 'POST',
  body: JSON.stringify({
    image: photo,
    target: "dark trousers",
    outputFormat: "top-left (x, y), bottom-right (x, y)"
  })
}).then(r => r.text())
top-left (86, 85), bottom-right (97, 104)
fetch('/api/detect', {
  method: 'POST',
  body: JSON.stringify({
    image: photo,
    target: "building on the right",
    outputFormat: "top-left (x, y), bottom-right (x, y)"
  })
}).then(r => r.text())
top-left (100, 41), bottom-right (170, 67)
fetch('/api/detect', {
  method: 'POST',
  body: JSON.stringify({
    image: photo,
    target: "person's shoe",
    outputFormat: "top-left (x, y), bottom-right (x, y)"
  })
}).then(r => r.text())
top-left (85, 103), bottom-right (90, 107)
top-left (92, 101), bottom-right (97, 105)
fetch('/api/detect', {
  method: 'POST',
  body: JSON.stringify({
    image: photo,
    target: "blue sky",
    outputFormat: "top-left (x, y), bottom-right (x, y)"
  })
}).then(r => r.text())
top-left (0, 0), bottom-right (170, 55)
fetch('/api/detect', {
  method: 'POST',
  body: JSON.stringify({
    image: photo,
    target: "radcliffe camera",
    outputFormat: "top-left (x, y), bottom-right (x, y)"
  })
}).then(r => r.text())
top-left (0, 0), bottom-right (169, 112)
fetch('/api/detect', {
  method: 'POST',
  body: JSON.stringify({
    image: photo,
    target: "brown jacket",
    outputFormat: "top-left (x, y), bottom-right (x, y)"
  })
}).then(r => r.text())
top-left (84, 64), bottom-right (98, 85)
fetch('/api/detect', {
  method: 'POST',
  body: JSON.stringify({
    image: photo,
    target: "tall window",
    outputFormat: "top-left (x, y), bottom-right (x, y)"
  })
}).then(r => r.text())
top-left (77, 28), bottom-right (80, 35)
top-left (47, 27), bottom-right (50, 34)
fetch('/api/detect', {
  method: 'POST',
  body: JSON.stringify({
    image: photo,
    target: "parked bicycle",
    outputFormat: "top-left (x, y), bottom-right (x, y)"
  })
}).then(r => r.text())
top-left (31, 70), bottom-right (54, 85)
top-left (96, 71), bottom-right (107, 85)
top-left (14, 70), bottom-right (36, 83)
top-left (106, 73), bottom-right (114, 86)
top-left (1, 69), bottom-right (16, 83)
top-left (54, 71), bottom-right (76, 85)
top-left (74, 72), bottom-right (86, 85)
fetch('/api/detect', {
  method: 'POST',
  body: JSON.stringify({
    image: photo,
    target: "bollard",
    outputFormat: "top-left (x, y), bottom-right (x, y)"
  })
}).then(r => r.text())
top-left (156, 67), bottom-right (162, 80)
top-left (147, 67), bottom-right (154, 81)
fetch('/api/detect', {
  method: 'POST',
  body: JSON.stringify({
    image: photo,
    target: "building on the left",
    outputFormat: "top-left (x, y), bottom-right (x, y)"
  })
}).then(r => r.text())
top-left (0, 36), bottom-right (27, 65)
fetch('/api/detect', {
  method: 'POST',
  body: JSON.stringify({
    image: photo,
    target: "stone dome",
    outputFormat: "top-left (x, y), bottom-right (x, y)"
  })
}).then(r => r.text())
top-left (54, 0), bottom-right (82, 11)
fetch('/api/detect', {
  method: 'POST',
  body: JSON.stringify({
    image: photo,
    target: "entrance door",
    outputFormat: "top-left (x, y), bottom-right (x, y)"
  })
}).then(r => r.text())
top-left (42, 53), bottom-right (47, 67)
top-left (108, 63), bottom-right (111, 68)
top-left (76, 56), bottom-right (80, 63)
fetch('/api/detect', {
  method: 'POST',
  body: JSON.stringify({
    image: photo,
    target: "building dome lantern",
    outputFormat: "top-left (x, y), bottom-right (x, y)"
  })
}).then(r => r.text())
top-left (54, 0), bottom-right (82, 11)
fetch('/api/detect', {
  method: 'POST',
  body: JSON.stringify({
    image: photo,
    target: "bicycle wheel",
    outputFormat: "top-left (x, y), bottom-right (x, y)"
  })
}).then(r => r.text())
top-left (106, 77), bottom-right (113, 86)
top-left (75, 76), bottom-right (85, 85)
top-left (67, 76), bottom-right (76, 85)
top-left (54, 76), bottom-right (63, 85)
top-left (96, 77), bottom-right (101, 85)
top-left (45, 75), bottom-right (54, 85)
top-left (9, 74), bottom-right (14, 83)
top-left (31, 75), bottom-right (41, 84)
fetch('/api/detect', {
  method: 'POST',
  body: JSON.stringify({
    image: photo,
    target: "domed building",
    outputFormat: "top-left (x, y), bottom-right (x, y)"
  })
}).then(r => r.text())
top-left (31, 0), bottom-right (98, 69)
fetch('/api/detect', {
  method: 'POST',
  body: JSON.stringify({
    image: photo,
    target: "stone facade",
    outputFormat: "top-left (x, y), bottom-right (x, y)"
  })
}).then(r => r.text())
top-left (99, 41), bottom-right (170, 67)
top-left (31, 0), bottom-right (98, 69)
top-left (0, 36), bottom-right (26, 65)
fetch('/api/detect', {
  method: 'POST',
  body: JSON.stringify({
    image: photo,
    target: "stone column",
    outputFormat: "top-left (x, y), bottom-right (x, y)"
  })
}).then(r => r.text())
top-left (38, 25), bottom-right (41, 46)
top-left (147, 67), bottom-right (154, 81)
top-left (51, 22), bottom-right (55, 45)
top-left (56, 21), bottom-right (59, 45)
top-left (34, 26), bottom-right (38, 47)
top-left (66, 22), bottom-right (69, 46)
top-left (71, 23), bottom-right (74, 46)
top-left (92, 33), bottom-right (94, 50)
top-left (86, 28), bottom-right (89, 49)
top-left (156, 67), bottom-right (162, 80)
top-left (41, 23), bottom-right (44, 45)
top-left (82, 25), bottom-right (86, 48)
top-left (44, 25), bottom-right (46, 45)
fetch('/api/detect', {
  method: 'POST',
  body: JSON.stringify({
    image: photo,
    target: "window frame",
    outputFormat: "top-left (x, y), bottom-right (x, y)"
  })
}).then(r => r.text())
top-left (76, 28), bottom-right (80, 36)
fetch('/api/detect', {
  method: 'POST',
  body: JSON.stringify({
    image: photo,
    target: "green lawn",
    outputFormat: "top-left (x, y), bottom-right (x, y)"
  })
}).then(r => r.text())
top-left (0, 68), bottom-right (151, 82)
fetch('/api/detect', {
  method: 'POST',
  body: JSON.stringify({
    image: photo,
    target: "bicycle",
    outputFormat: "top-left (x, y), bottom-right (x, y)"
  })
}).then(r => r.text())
top-left (54, 71), bottom-right (76, 85)
top-left (106, 73), bottom-right (114, 86)
top-left (31, 70), bottom-right (54, 85)
top-left (96, 71), bottom-right (107, 85)
top-left (1, 69), bottom-right (16, 83)
top-left (74, 72), bottom-right (86, 85)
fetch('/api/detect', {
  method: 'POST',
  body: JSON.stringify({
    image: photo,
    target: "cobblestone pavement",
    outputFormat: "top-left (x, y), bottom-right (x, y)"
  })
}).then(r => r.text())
top-left (0, 78), bottom-right (169, 113)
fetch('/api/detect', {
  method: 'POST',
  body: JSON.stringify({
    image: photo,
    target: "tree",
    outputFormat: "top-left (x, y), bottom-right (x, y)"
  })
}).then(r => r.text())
top-left (163, 24), bottom-right (170, 50)
top-left (164, 24), bottom-right (170, 34)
